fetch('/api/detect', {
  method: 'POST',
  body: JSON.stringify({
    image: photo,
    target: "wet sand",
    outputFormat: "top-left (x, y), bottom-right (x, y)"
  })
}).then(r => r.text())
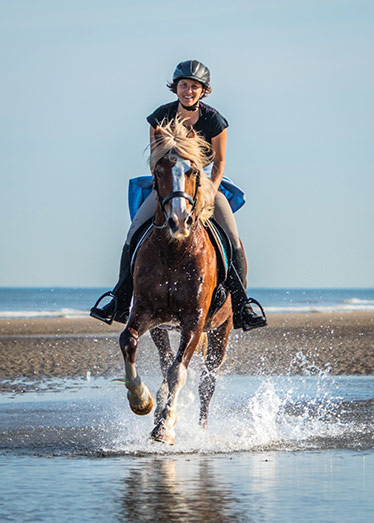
top-left (0, 312), bottom-right (373, 381)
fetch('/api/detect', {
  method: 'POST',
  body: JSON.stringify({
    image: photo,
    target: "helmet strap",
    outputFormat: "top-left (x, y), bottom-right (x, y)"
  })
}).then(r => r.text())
top-left (179, 101), bottom-right (199, 112)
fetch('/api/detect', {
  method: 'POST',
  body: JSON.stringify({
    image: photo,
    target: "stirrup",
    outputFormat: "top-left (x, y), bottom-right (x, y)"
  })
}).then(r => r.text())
top-left (240, 297), bottom-right (267, 332)
top-left (247, 298), bottom-right (266, 319)
top-left (90, 292), bottom-right (118, 325)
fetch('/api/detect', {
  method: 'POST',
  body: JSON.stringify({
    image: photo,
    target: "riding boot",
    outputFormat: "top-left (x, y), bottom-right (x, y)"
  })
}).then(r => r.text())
top-left (90, 244), bottom-right (133, 325)
top-left (229, 247), bottom-right (267, 331)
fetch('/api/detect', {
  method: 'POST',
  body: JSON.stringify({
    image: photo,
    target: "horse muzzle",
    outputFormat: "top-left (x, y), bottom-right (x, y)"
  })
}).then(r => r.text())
top-left (167, 211), bottom-right (194, 239)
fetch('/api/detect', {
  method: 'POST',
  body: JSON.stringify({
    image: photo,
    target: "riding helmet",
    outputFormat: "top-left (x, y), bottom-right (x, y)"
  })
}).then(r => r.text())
top-left (173, 60), bottom-right (211, 88)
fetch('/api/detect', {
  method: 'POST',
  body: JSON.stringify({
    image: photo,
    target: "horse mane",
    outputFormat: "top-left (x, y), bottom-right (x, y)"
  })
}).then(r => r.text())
top-left (150, 118), bottom-right (216, 224)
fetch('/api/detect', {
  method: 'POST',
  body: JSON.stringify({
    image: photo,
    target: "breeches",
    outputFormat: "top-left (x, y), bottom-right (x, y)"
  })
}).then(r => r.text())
top-left (126, 190), bottom-right (241, 249)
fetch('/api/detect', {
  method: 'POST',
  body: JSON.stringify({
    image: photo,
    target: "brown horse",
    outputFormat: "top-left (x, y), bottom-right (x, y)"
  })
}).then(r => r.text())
top-left (119, 119), bottom-right (234, 444)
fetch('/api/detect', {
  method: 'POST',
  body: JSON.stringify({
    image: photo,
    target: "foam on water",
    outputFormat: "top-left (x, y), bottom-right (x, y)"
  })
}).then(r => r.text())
top-left (0, 308), bottom-right (88, 319)
top-left (1, 302), bottom-right (374, 318)
top-left (266, 301), bottom-right (374, 313)
top-left (345, 297), bottom-right (374, 304)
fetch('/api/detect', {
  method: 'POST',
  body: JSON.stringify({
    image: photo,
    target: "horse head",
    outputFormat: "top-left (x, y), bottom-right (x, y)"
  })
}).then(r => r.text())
top-left (153, 150), bottom-right (201, 238)
top-left (151, 119), bottom-right (215, 240)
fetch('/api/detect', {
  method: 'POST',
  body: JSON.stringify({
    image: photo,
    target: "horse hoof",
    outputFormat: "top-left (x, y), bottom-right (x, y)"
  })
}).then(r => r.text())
top-left (150, 425), bottom-right (175, 446)
top-left (127, 390), bottom-right (154, 416)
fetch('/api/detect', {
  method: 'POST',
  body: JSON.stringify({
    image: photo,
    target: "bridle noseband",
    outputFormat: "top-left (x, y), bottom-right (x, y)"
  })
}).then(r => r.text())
top-left (161, 190), bottom-right (195, 208)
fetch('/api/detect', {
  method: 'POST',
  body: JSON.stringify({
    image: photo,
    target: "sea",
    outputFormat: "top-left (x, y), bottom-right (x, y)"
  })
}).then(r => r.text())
top-left (1, 287), bottom-right (374, 521)
top-left (1, 286), bottom-right (374, 319)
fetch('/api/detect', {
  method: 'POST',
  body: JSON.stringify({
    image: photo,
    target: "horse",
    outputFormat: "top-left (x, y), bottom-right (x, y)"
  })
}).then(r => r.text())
top-left (119, 118), bottom-right (234, 445)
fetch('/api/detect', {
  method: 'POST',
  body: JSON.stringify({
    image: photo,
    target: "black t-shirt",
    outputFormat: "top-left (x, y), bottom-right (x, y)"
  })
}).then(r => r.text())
top-left (146, 101), bottom-right (229, 144)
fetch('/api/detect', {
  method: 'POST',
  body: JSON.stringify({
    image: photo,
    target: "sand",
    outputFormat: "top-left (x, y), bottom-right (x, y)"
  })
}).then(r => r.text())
top-left (0, 312), bottom-right (373, 384)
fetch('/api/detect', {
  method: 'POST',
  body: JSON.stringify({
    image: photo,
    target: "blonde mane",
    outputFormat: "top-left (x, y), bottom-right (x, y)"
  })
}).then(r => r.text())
top-left (150, 118), bottom-right (216, 224)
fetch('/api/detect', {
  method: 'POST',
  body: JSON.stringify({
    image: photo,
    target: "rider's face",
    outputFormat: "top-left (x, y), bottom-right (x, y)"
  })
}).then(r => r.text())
top-left (176, 79), bottom-right (204, 107)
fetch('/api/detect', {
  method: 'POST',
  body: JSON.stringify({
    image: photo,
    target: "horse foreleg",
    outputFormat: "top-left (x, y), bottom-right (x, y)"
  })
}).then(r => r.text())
top-left (150, 328), bottom-right (174, 424)
top-left (151, 327), bottom-right (203, 445)
top-left (119, 324), bottom-right (154, 416)
top-left (199, 317), bottom-right (232, 429)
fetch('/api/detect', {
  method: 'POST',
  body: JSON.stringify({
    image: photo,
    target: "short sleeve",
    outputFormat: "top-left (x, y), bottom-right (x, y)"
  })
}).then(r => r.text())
top-left (209, 111), bottom-right (229, 138)
top-left (146, 102), bottom-right (178, 129)
top-left (196, 103), bottom-right (229, 142)
top-left (147, 107), bottom-right (162, 128)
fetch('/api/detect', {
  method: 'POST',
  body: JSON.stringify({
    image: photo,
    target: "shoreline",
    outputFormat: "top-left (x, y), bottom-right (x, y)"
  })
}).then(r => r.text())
top-left (1, 312), bottom-right (373, 381)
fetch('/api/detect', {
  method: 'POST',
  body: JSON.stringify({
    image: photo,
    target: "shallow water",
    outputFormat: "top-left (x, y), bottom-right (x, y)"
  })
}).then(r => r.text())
top-left (1, 374), bottom-right (374, 521)
top-left (1, 451), bottom-right (373, 522)
top-left (1, 374), bottom-right (374, 454)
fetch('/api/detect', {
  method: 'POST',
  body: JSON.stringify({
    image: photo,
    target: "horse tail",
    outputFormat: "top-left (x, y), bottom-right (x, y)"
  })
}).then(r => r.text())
top-left (195, 332), bottom-right (208, 358)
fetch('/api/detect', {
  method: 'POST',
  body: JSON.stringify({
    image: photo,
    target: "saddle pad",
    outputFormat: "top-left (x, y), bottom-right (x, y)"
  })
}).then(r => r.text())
top-left (205, 219), bottom-right (231, 282)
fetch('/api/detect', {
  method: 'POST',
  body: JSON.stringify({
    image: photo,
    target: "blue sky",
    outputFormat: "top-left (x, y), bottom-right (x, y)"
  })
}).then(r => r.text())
top-left (1, 0), bottom-right (373, 288)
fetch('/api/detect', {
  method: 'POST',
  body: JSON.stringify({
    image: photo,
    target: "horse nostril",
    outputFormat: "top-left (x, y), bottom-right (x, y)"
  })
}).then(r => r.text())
top-left (186, 215), bottom-right (193, 227)
top-left (168, 217), bottom-right (177, 232)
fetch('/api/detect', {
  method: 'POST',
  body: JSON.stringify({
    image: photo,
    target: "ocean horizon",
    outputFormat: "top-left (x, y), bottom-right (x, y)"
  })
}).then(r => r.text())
top-left (1, 286), bottom-right (374, 319)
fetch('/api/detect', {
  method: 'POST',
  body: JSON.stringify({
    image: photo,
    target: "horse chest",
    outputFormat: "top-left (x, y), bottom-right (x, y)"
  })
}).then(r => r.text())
top-left (135, 229), bottom-right (216, 321)
top-left (157, 266), bottom-right (205, 303)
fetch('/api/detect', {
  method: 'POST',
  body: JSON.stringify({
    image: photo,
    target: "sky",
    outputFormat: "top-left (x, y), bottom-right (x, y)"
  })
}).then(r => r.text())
top-left (0, 0), bottom-right (373, 288)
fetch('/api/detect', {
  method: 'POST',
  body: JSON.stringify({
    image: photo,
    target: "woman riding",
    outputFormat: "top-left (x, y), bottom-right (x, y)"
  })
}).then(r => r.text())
top-left (91, 60), bottom-right (266, 331)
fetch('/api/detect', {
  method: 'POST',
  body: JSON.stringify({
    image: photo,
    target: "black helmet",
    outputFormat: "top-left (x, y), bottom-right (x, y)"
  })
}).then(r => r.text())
top-left (173, 60), bottom-right (210, 88)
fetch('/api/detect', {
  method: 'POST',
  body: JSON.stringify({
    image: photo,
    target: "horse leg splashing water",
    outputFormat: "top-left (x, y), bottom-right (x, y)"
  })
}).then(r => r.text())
top-left (119, 119), bottom-right (233, 444)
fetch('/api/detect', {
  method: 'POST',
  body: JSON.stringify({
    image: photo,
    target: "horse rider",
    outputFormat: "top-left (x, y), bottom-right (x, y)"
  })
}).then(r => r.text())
top-left (91, 60), bottom-right (267, 331)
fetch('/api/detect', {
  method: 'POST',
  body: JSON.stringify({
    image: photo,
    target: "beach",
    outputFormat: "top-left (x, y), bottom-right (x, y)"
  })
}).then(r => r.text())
top-left (1, 313), bottom-right (374, 521)
top-left (1, 312), bottom-right (373, 382)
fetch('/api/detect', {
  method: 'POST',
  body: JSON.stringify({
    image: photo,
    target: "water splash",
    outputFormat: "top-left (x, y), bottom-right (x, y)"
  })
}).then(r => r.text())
top-left (1, 370), bottom-right (373, 456)
top-left (102, 366), bottom-right (373, 455)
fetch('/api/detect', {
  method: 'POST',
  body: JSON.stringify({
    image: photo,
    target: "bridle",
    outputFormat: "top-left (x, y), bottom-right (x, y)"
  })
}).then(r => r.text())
top-left (153, 161), bottom-right (201, 225)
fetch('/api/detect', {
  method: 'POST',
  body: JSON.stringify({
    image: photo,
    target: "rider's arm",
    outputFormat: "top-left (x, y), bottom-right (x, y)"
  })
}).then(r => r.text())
top-left (210, 129), bottom-right (227, 193)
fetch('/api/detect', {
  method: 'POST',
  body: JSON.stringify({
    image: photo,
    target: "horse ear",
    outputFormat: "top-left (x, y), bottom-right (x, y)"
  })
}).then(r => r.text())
top-left (151, 125), bottom-right (163, 153)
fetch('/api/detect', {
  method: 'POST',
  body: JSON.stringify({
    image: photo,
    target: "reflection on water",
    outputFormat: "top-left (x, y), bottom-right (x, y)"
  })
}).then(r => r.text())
top-left (0, 452), bottom-right (373, 522)
top-left (117, 458), bottom-right (250, 521)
